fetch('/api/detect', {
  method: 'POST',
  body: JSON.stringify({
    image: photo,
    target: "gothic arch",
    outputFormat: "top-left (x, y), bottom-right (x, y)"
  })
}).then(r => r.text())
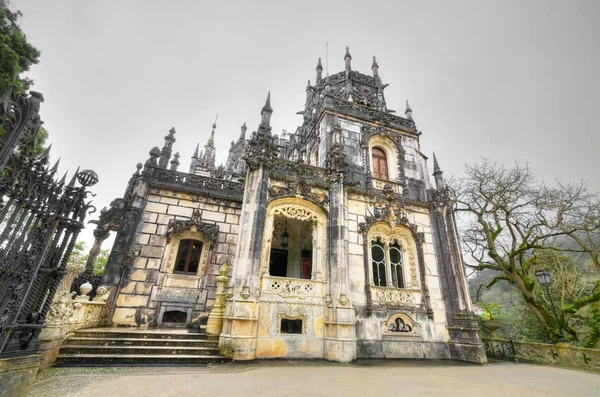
top-left (260, 197), bottom-right (327, 281)
top-left (367, 134), bottom-right (401, 183)
top-left (367, 221), bottom-right (420, 288)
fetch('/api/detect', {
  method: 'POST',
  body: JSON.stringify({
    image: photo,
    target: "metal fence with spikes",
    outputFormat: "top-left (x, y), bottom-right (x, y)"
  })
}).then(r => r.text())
top-left (0, 87), bottom-right (98, 357)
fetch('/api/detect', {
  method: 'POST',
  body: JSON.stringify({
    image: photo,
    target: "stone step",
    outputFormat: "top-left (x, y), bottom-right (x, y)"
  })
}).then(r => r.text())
top-left (54, 354), bottom-right (231, 366)
top-left (66, 337), bottom-right (219, 348)
top-left (60, 345), bottom-right (221, 356)
top-left (72, 329), bottom-right (216, 341)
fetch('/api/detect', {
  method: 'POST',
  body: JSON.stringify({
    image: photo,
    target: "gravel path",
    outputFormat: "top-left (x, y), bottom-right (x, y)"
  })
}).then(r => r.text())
top-left (26, 360), bottom-right (599, 397)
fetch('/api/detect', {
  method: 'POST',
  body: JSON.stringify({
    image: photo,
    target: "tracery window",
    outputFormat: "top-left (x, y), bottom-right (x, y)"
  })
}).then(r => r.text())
top-left (370, 237), bottom-right (407, 289)
top-left (174, 239), bottom-right (203, 274)
top-left (372, 146), bottom-right (389, 180)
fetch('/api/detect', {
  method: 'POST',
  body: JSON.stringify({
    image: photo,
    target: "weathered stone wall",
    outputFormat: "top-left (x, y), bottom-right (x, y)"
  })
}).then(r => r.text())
top-left (112, 187), bottom-right (241, 327)
top-left (514, 341), bottom-right (600, 373)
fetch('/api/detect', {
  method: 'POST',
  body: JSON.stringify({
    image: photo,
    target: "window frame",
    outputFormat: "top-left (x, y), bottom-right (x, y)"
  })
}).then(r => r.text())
top-left (371, 146), bottom-right (389, 180)
top-left (173, 239), bottom-right (203, 274)
top-left (370, 236), bottom-right (408, 289)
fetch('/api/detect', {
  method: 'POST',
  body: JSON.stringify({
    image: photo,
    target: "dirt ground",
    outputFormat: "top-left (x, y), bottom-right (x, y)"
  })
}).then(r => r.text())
top-left (26, 360), bottom-right (600, 397)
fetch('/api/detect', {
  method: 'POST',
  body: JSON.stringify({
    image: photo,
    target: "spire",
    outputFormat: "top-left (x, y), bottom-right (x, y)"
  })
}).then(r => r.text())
top-left (405, 100), bottom-right (413, 120)
top-left (189, 143), bottom-right (199, 173)
top-left (371, 55), bottom-right (379, 78)
top-left (433, 152), bottom-right (445, 190)
top-left (67, 166), bottom-right (80, 188)
top-left (260, 91), bottom-right (273, 127)
top-left (316, 57), bottom-right (323, 86)
top-left (192, 143), bottom-right (199, 158)
top-left (306, 79), bottom-right (311, 91)
top-left (49, 158), bottom-right (61, 175)
top-left (37, 144), bottom-right (52, 166)
top-left (433, 152), bottom-right (441, 173)
top-left (240, 122), bottom-right (247, 140)
top-left (344, 46), bottom-right (352, 72)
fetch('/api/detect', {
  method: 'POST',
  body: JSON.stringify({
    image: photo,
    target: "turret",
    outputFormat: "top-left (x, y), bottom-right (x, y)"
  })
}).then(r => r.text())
top-left (158, 127), bottom-right (176, 168)
top-left (316, 58), bottom-right (323, 86)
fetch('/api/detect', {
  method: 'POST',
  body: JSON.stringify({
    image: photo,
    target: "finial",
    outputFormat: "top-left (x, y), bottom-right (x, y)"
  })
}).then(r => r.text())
top-left (37, 143), bottom-right (52, 164)
top-left (306, 79), bottom-right (311, 90)
top-left (371, 55), bottom-right (379, 78)
top-left (344, 46), bottom-right (352, 72)
top-left (240, 122), bottom-right (247, 139)
top-left (58, 171), bottom-right (67, 185)
top-left (316, 57), bottom-right (323, 71)
top-left (261, 91), bottom-right (273, 127)
top-left (433, 152), bottom-right (441, 173)
top-left (67, 166), bottom-right (80, 188)
top-left (207, 122), bottom-right (216, 146)
top-left (405, 99), bottom-right (413, 120)
top-left (49, 158), bottom-right (61, 175)
top-left (170, 152), bottom-right (180, 171)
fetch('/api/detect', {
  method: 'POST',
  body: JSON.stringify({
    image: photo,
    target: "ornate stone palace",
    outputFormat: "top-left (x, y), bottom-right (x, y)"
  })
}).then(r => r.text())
top-left (93, 48), bottom-right (485, 363)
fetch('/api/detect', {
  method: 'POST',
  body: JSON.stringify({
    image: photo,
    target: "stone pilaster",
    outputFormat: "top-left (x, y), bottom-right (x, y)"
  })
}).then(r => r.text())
top-left (219, 93), bottom-right (277, 360)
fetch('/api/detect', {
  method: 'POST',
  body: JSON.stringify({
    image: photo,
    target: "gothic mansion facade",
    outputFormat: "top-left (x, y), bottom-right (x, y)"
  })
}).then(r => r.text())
top-left (96, 48), bottom-right (485, 363)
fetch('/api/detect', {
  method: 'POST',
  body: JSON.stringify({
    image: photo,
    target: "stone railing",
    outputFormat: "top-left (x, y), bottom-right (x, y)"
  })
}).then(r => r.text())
top-left (262, 275), bottom-right (322, 300)
top-left (271, 158), bottom-right (326, 183)
top-left (371, 178), bottom-right (403, 194)
top-left (371, 286), bottom-right (421, 308)
top-left (146, 167), bottom-right (244, 199)
top-left (483, 338), bottom-right (600, 373)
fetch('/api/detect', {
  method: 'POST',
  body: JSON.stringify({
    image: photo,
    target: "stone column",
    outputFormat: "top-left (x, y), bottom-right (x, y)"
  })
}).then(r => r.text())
top-left (219, 93), bottom-right (276, 361)
top-left (323, 120), bottom-right (356, 362)
top-left (206, 265), bottom-right (230, 336)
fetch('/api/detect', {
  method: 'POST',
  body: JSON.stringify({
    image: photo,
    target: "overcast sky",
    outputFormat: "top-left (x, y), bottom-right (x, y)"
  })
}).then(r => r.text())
top-left (9, 0), bottom-right (600, 248)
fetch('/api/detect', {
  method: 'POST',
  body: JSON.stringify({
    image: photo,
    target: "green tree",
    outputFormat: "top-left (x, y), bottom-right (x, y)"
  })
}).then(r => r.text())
top-left (453, 160), bottom-right (600, 343)
top-left (0, 4), bottom-right (47, 155)
top-left (0, 5), bottom-right (40, 94)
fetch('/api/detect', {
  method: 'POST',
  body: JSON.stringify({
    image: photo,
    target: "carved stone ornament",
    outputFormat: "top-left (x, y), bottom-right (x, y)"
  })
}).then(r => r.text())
top-left (268, 179), bottom-right (328, 207)
top-left (243, 126), bottom-right (279, 171)
top-left (270, 278), bottom-right (314, 299)
top-left (272, 205), bottom-right (319, 222)
top-left (382, 313), bottom-right (420, 335)
top-left (166, 209), bottom-right (219, 244)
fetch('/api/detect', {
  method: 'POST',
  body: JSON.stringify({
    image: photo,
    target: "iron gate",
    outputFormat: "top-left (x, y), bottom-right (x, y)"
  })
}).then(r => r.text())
top-left (0, 86), bottom-right (97, 357)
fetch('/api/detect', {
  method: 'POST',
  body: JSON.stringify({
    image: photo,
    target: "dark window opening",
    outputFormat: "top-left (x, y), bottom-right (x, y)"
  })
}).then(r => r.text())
top-left (162, 310), bottom-right (187, 324)
top-left (174, 239), bottom-right (202, 274)
top-left (281, 318), bottom-right (303, 334)
top-left (269, 248), bottom-right (288, 277)
top-left (371, 239), bottom-right (387, 287)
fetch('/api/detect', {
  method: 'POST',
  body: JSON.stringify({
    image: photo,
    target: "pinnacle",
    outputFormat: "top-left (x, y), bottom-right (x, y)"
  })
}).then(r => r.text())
top-left (316, 57), bottom-right (323, 70)
top-left (345, 46), bottom-right (352, 59)
top-left (264, 91), bottom-right (271, 109)
top-left (433, 152), bottom-right (441, 173)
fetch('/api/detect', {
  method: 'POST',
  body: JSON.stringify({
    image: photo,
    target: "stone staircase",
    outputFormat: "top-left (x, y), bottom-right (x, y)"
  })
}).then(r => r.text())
top-left (54, 328), bottom-right (231, 366)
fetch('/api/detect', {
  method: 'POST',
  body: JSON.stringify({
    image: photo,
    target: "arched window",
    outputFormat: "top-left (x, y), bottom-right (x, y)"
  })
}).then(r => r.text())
top-left (372, 147), bottom-right (389, 180)
top-left (371, 238), bottom-right (387, 286)
top-left (389, 241), bottom-right (405, 288)
top-left (174, 239), bottom-right (203, 274)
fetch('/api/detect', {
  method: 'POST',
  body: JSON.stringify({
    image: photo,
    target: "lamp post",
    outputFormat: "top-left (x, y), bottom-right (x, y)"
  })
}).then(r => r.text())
top-left (535, 270), bottom-right (566, 342)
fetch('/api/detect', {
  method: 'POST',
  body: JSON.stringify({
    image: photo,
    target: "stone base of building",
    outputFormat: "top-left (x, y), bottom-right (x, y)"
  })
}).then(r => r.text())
top-left (324, 339), bottom-right (357, 362)
top-left (447, 340), bottom-right (487, 364)
top-left (0, 354), bottom-right (40, 397)
top-left (357, 340), bottom-right (449, 359)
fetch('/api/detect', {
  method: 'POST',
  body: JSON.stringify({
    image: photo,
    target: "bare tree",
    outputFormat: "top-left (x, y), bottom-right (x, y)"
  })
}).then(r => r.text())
top-left (452, 159), bottom-right (600, 342)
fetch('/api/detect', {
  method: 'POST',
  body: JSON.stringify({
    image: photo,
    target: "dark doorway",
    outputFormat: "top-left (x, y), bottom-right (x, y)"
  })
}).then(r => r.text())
top-left (269, 248), bottom-right (288, 277)
top-left (162, 310), bottom-right (187, 324)
top-left (281, 318), bottom-right (303, 334)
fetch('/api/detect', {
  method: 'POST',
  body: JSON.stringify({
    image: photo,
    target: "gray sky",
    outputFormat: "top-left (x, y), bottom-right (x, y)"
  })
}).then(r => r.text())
top-left (9, 0), bottom-right (600, 248)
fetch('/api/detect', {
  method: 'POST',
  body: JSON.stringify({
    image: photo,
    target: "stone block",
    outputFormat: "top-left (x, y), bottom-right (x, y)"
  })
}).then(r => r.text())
top-left (157, 214), bottom-right (173, 225)
top-left (0, 354), bottom-right (40, 397)
top-left (160, 197), bottom-right (179, 205)
top-left (226, 214), bottom-right (239, 224)
top-left (149, 235), bottom-right (167, 247)
top-left (145, 202), bottom-right (168, 214)
top-left (216, 222), bottom-right (231, 233)
top-left (146, 258), bottom-right (162, 270)
top-left (202, 211), bottom-right (226, 222)
top-left (157, 225), bottom-right (168, 235)
top-left (226, 234), bottom-right (238, 244)
top-left (116, 294), bottom-right (149, 307)
top-left (137, 222), bottom-right (157, 234)
top-left (112, 307), bottom-right (138, 324)
top-left (348, 242), bottom-right (363, 255)
top-left (133, 258), bottom-right (147, 269)
top-left (199, 202), bottom-right (220, 212)
top-left (167, 206), bottom-right (194, 217)
top-left (142, 212), bottom-right (158, 223)
top-left (130, 269), bottom-right (147, 281)
top-left (120, 282), bottom-right (136, 294)
top-left (146, 194), bottom-right (161, 203)
top-left (141, 245), bottom-right (164, 258)
top-left (134, 233), bottom-right (150, 245)
top-left (135, 282), bottom-right (154, 295)
top-left (230, 224), bottom-right (239, 234)
top-left (214, 243), bottom-right (230, 254)
top-left (179, 199), bottom-right (198, 208)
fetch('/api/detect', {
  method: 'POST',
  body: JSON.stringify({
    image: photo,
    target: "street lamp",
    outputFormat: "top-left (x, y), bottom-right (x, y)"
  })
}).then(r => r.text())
top-left (280, 219), bottom-right (289, 249)
top-left (535, 269), bottom-right (566, 342)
